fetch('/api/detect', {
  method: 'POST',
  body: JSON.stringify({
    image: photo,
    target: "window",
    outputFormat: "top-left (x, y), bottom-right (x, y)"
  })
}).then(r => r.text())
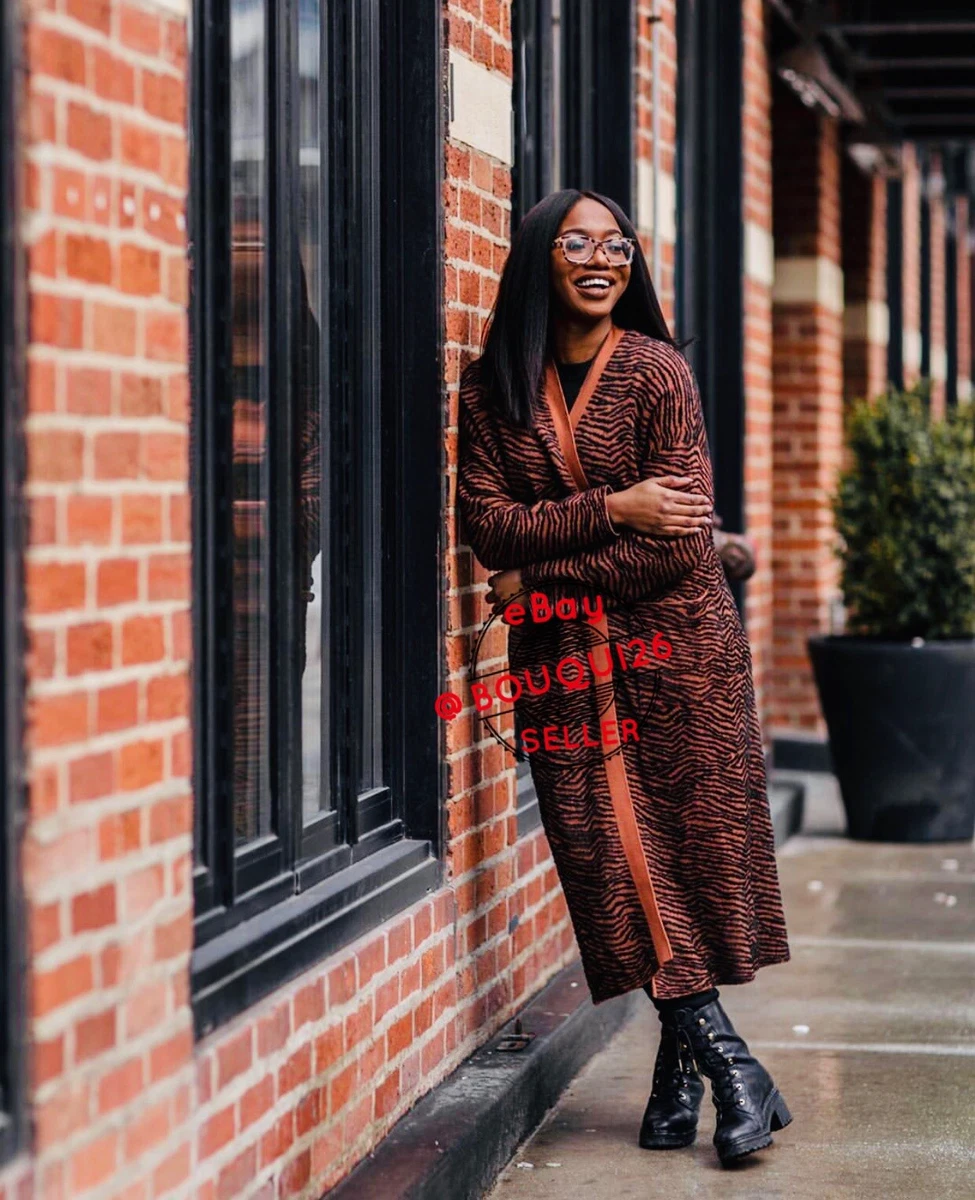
top-left (189, 0), bottom-right (443, 1035)
top-left (0, 0), bottom-right (25, 1161)
top-left (513, 0), bottom-right (635, 228)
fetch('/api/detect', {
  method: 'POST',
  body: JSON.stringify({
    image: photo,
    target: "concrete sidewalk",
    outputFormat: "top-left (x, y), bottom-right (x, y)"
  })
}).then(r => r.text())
top-left (486, 775), bottom-right (975, 1199)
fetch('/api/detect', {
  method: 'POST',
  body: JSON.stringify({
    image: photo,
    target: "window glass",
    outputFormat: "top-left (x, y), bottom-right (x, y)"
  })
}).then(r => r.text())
top-left (296, 0), bottom-right (329, 823)
top-left (230, 0), bottom-right (271, 845)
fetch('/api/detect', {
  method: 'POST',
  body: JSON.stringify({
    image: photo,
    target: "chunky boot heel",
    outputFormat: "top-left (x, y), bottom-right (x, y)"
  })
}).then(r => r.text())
top-left (769, 1091), bottom-right (792, 1131)
top-left (638, 1018), bottom-right (705, 1150)
top-left (671, 997), bottom-right (794, 1167)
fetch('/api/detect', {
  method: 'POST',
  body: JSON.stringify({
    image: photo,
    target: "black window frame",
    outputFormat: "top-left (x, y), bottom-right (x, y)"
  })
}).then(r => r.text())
top-left (561, 0), bottom-right (634, 213)
top-left (189, 0), bottom-right (444, 1036)
top-left (0, 0), bottom-right (26, 1164)
top-left (886, 175), bottom-right (904, 391)
top-left (513, 0), bottom-right (558, 228)
top-left (945, 191), bottom-right (958, 408)
top-left (675, 0), bottom-right (746, 618)
top-left (513, 0), bottom-right (635, 229)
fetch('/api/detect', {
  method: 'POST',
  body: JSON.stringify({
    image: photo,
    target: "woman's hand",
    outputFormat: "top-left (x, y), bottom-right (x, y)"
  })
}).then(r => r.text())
top-left (486, 568), bottom-right (523, 613)
top-left (605, 475), bottom-right (712, 536)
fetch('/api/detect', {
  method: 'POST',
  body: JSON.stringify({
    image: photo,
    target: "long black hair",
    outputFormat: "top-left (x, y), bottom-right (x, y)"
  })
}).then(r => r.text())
top-left (479, 188), bottom-right (681, 429)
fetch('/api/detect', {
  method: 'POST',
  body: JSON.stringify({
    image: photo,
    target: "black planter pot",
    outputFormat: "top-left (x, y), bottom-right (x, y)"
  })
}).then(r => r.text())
top-left (808, 635), bottom-right (975, 842)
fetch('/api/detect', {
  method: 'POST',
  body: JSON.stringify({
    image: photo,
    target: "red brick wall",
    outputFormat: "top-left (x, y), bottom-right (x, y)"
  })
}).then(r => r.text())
top-left (3, 0), bottom-right (194, 1195)
top-left (741, 0), bottom-right (774, 736)
top-left (770, 88), bottom-right (844, 736)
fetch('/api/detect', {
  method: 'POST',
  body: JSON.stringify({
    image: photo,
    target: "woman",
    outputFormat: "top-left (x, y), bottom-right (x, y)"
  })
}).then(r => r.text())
top-left (457, 189), bottom-right (793, 1168)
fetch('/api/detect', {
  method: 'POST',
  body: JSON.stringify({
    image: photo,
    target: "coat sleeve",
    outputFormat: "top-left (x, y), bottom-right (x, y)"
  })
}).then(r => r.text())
top-left (457, 362), bottom-right (622, 572)
top-left (520, 349), bottom-right (714, 608)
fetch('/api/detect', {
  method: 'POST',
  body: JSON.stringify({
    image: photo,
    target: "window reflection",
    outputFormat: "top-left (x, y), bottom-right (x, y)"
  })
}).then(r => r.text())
top-left (230, 0), bottom-right (270, 845)
top-left (297, 0), bottom-right (328, 823)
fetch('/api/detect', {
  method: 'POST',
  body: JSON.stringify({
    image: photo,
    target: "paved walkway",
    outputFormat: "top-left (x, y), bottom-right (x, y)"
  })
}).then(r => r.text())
top-left (486, 775), bottom-right (975, 1199)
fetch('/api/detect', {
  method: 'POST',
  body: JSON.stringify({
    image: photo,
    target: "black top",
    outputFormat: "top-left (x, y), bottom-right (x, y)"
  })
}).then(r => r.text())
top-left (556, 356), bottom-right (596, 413)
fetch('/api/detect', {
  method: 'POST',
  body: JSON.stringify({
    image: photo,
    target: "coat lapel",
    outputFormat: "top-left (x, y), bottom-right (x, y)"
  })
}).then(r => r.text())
top-left (538, 324), bottom-right (626, 493)
top-left (536, 322), bottom-right (674, 971)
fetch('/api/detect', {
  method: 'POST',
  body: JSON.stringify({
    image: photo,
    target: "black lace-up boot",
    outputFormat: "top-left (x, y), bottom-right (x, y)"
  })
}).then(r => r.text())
top-left (671, 996), bottom-right (793, 1166)
top-left (638, 1016), bottom-right (705, 1149)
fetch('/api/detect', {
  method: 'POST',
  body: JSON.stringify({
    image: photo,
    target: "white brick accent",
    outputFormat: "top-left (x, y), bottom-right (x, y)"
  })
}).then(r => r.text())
top-left (448, 49), bottom-right (513, 166)
top-left (902, 328), bottom-right (922, 371)
top-left (958, 377), bottom-right (972, 403)
top-left (931, 345), bottom-right (947, 383)
top-left (772, 256), bottom-right (844, 314)
top-left (843, 301), bottom-right (889, 347)
top-left (636, 160), bottom-right (676, 244)
top-left (744, 220), bottom-right (775, 288)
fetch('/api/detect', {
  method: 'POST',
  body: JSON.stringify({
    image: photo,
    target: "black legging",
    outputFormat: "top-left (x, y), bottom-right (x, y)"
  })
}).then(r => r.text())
top-left (643, 984), bottom-right (719, 1015)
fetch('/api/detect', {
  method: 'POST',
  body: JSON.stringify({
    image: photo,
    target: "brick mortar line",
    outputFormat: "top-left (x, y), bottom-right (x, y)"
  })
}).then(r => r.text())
top-left (199, 976), bottom-right (458, 1119)
top-left (24, 145), bottom-right (187, 197)
top-left (27, 71), bottom-right (188, 135)
top-left (30, 909), bottom-right (192, 970)
top-left (28, 796), bottom-right (191, 842)
top-left (25, 219), bottom-right (191, 253)
top-left (28, 883), bottom-right (190, 939)
top-left (193, 1013), bottom-right (460, 1183)
top-left (26, 412), bottom-right (189, 429)
top-left (24, 485), bottom-right (187, 501)
top-left (24, 588), bottom-right (189, 609)
top-left (25, 274), bottom-right (188, 306)
top-left (32, 9), bottom-right (187, 64)
top-left (24, 547), bottom-right (190, 559)
top-left (25, 351), bottom-right (187, 374)
top-left (26, 669), bottom-right (189, 703)
top-left (32, 1066), bottom-right (195, 1169)
top-left (445, 140), bottom-right (512, 170)
top-left (26, 854), bottom-right (192, 920)
top-left (444, 256), bottom-right (505, 276)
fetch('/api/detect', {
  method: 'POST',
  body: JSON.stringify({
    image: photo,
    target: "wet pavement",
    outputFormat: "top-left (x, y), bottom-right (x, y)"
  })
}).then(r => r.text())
top-left (486, 774), bottom-right (975, 1199)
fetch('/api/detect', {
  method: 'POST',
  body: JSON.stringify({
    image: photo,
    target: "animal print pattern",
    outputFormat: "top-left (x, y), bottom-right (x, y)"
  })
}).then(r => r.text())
top-left (457, 328), bottom-right (791, 1002)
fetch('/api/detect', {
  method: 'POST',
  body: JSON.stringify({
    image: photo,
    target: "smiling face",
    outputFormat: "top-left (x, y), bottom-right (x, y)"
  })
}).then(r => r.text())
top-left (549, 197), bottom-right (632, 326)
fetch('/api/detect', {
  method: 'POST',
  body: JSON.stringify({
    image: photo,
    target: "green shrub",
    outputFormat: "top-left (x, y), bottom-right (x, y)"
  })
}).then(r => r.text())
top-left (833, 385), bottom-right (975, 640)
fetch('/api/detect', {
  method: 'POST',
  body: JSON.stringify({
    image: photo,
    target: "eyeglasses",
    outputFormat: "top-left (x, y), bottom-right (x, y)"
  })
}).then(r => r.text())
top-left (551, 234), bottom-right (636, 267)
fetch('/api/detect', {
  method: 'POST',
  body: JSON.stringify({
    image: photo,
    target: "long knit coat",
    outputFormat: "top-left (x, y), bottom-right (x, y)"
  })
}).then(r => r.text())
top-left (457, 325), bottom-right (791, 1002)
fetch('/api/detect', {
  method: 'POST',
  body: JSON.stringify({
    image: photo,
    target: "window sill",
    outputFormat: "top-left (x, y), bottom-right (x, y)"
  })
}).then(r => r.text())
top-left (191, 838), bottom-right (443, 1038)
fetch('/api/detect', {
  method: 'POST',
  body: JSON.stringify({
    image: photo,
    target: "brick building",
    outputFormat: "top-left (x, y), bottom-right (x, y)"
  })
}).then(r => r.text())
top-left (0, 1), bottom-right (972, 1197)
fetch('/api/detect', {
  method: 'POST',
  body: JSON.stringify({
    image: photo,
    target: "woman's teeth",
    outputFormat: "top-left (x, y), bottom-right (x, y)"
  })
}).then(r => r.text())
top-left (576, 278), bottom-right (611, 291)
